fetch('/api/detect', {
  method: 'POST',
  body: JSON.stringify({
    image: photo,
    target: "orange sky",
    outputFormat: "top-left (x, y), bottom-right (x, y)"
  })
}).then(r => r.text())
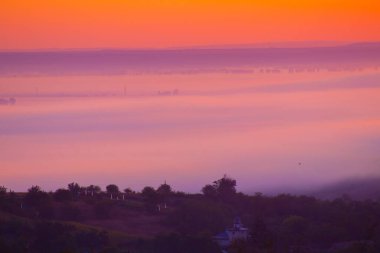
top-left (1, 0), bottom-right (380, 50)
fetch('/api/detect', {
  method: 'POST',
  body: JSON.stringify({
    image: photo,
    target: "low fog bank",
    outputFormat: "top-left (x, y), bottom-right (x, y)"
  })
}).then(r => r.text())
top-left (250, 176), bottom-right (380, 201)
top-left (1, 56), bottom-right (380, 194)
top-left (310, 176), bottom-right (380, 200)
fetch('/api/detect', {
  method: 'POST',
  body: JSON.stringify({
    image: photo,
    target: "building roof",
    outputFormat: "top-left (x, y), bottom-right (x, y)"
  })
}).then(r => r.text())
top-left (214, 231), bottom-right (229, 240)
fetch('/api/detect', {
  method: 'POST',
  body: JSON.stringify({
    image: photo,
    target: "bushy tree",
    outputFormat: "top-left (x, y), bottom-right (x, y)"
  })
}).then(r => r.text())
top-left (124, 187), bottom-right (133, 194)
top-left (0, 186), bottom-right (6, 204)
top-left (54, 189), bottom-right (72, 202)
top-left (250, 217), bottom-right (274, 251)
top-left (24, 186), bottom-right (54, 218)
top-left (24, 186), bottom-right (50, 206)
top-left (157, 183), bottom-right (172, 202)
top-left (157, 183), bottom-right (172, 196)
top-left (0, 186), bottom-right (6, 195)
top-left (87, 185), bottom-right (101, 194)
top-left (106, 184), bottom-right (119, 195)
top-left (282, 215), bottom-right (309, 235)
top-left (68, 182), bottom-right (81, 196)
top-left (202, 184), bottom-right (217, 198)
top-left (213, 175), bottom-right (236, 198)
top-left (201, 175), bottom-right (237, 200)
top-left (142, 187), bottom-right (157, 201)
top-left (142, 186), bottom-right (159, 212)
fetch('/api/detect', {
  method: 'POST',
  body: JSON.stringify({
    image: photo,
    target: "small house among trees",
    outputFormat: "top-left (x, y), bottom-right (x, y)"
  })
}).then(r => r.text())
top-left (213, 217), bottom-right (249, 248)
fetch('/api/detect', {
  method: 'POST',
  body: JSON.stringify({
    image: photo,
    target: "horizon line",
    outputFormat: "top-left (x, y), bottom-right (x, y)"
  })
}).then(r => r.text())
top-left (1, 40), bottom-right (380, 53)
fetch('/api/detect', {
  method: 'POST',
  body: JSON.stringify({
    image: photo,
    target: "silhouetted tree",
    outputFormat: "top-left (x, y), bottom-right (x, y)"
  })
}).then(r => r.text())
top-left (157, 183), bottom-right (172, 195)
top-left (0, 186), bottom-right (6, 201)
top-left (202, 184), bottom-right (217, 198)
top-left (87, 185), bottom-right (101, 194)
top-left (106, 184), bottom-right (119, 196)
top-left (0, 186), bottom-right (7, 209)
top-left (281, 215), bottom-right (310, 248)
top-left (250, 217), bottom-right (274, 251)
top-left (142, 187), bottom-right (158, 212)
top-left (124, 187), bottom-right (133, 194)
top-left (213, 175), bottom-right (236, 199)
top-left (202, 175), bottom-right (237, 200)
top-left (54, 189), bottom-right (72, 202)
top-left (157, 183), bottom-right (172, 202)
top-left (68, 182), bottom-right (81, 196)
top-left (24, 186), bottom-right (49, 206)
top-left (80, 186), bottom-right (87, 195)
top-left (24, 186), bottom-right (54, 218)
top-left (0, 186), bottom-right (6, 195)
top-left (142, 187), bottom-right (157, 201)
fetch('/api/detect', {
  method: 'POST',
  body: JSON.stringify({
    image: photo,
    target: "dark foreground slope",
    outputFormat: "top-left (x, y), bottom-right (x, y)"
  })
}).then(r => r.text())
top-left (1, 177), bottom-right (380, 253)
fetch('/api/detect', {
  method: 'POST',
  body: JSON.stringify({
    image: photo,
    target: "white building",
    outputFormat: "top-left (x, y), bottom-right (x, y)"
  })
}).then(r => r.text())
top-left (214, 217), bottom-right (249, 248)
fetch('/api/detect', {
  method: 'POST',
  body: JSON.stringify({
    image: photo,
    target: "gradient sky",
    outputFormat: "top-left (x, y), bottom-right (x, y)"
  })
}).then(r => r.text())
top-left (1, 0), bottom-right (380, 50)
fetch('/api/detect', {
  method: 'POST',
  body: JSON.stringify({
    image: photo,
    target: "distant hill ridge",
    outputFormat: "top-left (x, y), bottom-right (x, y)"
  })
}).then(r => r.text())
top-left (1, 42), bottom-right (380, 76)
top-left (2, 41), bottom-right (380, 52)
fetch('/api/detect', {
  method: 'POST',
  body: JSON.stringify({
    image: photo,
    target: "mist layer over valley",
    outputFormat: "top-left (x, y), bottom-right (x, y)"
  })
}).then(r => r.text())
top-left (1, 45), bottom-right (380, 195)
